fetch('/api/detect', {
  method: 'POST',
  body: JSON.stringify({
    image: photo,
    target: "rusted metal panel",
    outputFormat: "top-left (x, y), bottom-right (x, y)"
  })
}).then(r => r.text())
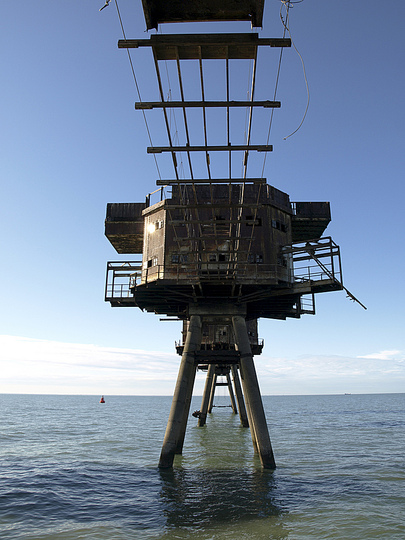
top-left (142, 206), bottom-right (166, 283)
top-left (293, 201), bottom-right (331, 219)
top-left (291, 202), bottom-right (331, 242)
top-left (140, 0), bottom-right (265, 30)
top-left (156, 183), bottom-right (293, 285)
top-left (106, 202), bottom-right (146, 221)
top-left (105, 203), bottom-right (146, 254)
top-left (104, 222), bottom-right (144, 254)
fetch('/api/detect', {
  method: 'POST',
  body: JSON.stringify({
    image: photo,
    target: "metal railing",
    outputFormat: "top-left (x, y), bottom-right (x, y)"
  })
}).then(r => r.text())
top-left (175, 337), bottom-right (264, 351)
top-left (282, 236), bottom-right (342, 286)
top-left (105, 237), bottom-right (343, 302)
top-left (299, 293), bottom-right (315, 315)
top-left (105, 261), bottom-right (142, 301)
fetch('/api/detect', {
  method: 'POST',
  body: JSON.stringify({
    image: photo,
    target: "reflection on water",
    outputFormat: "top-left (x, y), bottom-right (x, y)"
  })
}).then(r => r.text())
top-left (158, 468), bottom-right (288, 539)
top-left (155, 404), bottom-right (288, 538)
top-left (1, 394), bottom-right (404, 540)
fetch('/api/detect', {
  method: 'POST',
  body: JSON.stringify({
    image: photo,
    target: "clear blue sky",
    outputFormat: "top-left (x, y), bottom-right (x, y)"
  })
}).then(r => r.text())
top-left (1, 0), bottom-right (404, 395)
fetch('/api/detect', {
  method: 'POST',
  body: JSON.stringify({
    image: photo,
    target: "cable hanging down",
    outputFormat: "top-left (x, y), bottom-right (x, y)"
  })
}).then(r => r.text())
top-left (112, 0), bottom-right (162, 181)
top-left (280, 0), bottom-right (310, 139)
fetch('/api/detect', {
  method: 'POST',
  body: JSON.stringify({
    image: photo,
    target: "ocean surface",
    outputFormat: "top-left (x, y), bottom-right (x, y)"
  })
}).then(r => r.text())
top-left (0, 393), bottom-right (404, 539)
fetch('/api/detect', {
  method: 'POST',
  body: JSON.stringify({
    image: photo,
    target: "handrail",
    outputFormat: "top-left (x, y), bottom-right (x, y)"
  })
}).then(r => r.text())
top-left (105, 236), bottom-right (358, 305)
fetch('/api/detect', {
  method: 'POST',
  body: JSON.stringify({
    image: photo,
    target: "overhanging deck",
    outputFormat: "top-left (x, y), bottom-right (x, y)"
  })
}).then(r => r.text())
top-left (140, 0), bottom-right (266, 30)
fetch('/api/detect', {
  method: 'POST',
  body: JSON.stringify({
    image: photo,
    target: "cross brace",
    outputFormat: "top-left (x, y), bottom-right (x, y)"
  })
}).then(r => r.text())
top-left (136, 100), bottom-right (280, 110)
top-left (156, 178), bottom-right (267, 185)
top-left (148, 145), bottom-right (273, 154)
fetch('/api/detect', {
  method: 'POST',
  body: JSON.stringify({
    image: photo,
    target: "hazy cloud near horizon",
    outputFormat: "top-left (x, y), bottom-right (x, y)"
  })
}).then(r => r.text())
top-left (1, 335), bottom-right (404, 396)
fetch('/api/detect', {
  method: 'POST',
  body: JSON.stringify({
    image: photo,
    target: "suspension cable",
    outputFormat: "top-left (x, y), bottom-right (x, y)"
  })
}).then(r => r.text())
top-left (260, 4), bottom-right (289, 178)
top-left (280, 1), bottom-right (310, 140)
top-left (114, 0), bottom-right (162, 180)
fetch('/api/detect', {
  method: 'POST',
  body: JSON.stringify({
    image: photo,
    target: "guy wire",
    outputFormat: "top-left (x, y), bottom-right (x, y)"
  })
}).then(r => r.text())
top-left (280, 0), bottom-right (310, 140)
top-left (114, 0), bottom-right (162, 180)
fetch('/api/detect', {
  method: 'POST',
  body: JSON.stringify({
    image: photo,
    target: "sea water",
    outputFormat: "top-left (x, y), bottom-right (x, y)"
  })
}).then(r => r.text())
top-left (0, 393), bottom-right (404, 539)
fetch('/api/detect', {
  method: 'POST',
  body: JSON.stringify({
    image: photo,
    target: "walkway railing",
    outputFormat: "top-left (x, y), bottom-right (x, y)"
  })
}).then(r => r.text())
top-left (105, 261), bottom-right (142, 301)
top-left (282, 236), bottom-right (342, 286)
top-left (105, 237), bottom-right (343, 302)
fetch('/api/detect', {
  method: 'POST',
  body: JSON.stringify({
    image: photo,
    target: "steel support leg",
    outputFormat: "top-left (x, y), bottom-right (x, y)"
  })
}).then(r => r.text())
top-left (231, 364), bottom-right (249, 427)
top-left (241, 379), bottom-right (259, 453)
top-left (208, 373), bottom-right (217, 413)
top-left (226, 372), bottom-right (238, 414)
top-left (198, 363), bottom-right (216, 427)
top-left (232, 316), bottom-right (276, 469)
top-left (159, 315), bottom-right (201, 468)
top-left (175, 360), bottom-right (197, 454)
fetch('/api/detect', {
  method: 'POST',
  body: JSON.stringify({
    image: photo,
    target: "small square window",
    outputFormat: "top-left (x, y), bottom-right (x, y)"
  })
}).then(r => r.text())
top-left (272, 219), bottom-right (287, 232)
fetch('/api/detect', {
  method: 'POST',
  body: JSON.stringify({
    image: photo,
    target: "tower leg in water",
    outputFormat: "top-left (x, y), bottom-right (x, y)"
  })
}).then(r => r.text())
top-left (198, 363), bottom-right (216, 426)
top-left (159, 315), bottom-right (202, 468)
top-left (226, 371), bottom-right (238, 414)
top-left (175, 359), bottom-right (197, 454)
top-left (208, 373), bottom-right (217, 413)
top-left (231, 364), bottom-right (249, 427)
top-left (232, 315), bottom-right (276, 469)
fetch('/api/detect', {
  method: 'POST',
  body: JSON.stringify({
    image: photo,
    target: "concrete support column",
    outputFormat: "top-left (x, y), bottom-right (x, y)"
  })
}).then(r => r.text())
top-left (240, 380), bottom-right (259, 453)
top-left (159, 315), bottom-right (201, 468)
top-left (175, 359), bottom-right (197, 454)
top-left (198, 363), bottom-right (216, 427)
top-left (207, 373), bottom-right (217, 413)
top-left (232, 315), bottom-right (276, 469)
top-left (226, 372), bottom-right (238, 414)
top-left (231, 364), bottom-right (249, 427)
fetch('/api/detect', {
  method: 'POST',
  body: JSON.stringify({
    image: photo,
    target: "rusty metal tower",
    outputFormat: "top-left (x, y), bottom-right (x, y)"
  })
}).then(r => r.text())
top-left (104, 0), bottom-right (361, 469)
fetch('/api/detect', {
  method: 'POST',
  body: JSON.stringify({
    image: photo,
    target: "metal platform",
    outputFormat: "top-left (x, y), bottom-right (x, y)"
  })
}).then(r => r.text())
top-left (139, 0), bottom-right (266, 30)
top-left (105, 236), bottom-right (343, 319)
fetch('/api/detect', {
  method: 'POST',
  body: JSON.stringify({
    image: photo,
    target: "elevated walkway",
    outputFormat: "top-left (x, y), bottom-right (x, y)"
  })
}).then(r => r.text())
top-left (105, 236), bottom-right (343, 319)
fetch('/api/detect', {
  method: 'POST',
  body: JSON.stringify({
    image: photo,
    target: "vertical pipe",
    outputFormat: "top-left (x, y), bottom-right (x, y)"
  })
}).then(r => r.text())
top-left (232, 315), bottom-right (276, 469)
top-left (208, 373), bottom-right (217, 413)
top-left (159, 315), bottom-right (202, 468)
top-left (198, 363), bottom-right (216, 427)
top-left (231, 364), bottom-right (249, 427)
top-left (226, 372), bottom-right (238, 414)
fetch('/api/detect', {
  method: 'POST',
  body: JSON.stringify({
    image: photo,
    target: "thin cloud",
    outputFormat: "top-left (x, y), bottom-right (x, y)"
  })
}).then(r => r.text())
top-left (1, 335), bottom-right (404, 395)
top-left (0, 335), bottom-right (183, 395)
top-left (357, 350), bottom-right (402, 360)
top-left (257, 352), bottom-right (405, 394)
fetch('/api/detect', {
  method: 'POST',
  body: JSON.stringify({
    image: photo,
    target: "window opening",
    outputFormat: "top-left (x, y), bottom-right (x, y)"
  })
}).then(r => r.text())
top-left (272, 219), bottom-right (287, 232)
